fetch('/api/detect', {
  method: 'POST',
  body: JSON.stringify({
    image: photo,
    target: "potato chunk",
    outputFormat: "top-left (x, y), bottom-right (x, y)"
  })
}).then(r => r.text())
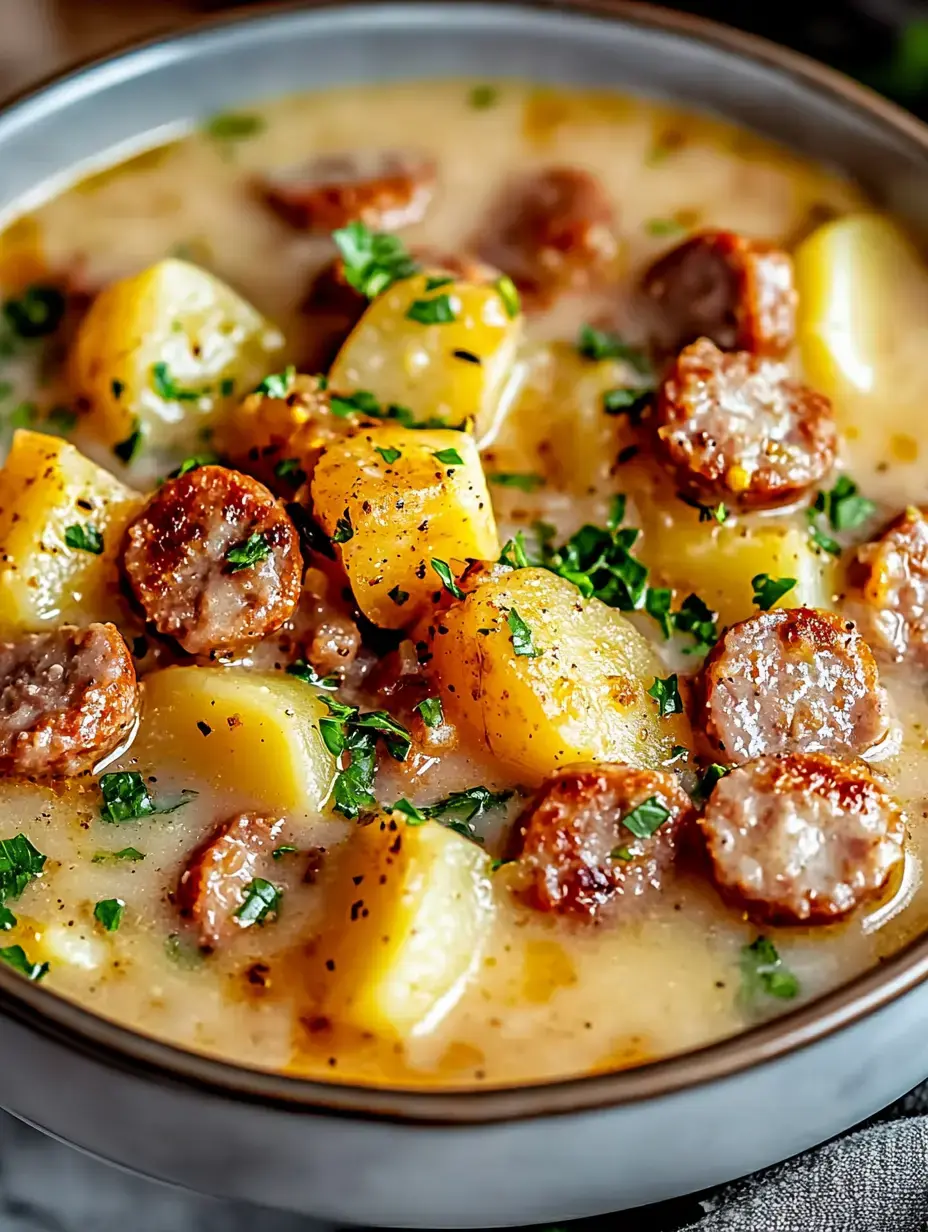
top-left (483, 342), bottom-right (640, 493)
top-left (134, 667), bottom-right (336, 815)
top-left (642, 507), bottom-right (834, 629)
top-left (70, 258), bottom-right (284, 456)
top-left (0, 430), bottom-right (142, 636)
top-left (327, 271), bottom-right (521, 436)
top-left (315, 815), bottom-right (494, 1038)
top-left (795, 214), bottom-right (928, 492)
top-left (421, 568), bottom-right (691, 781)
top-left (311, 425), bottom-right (499, 629)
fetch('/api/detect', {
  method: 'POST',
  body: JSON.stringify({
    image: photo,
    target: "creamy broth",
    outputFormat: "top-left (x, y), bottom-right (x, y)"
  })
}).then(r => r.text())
top-left (0, 80), bottom-right (925, 1090)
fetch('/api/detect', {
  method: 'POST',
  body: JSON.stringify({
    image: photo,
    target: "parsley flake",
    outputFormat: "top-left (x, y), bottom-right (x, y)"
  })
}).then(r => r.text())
top-left (0, 835), bottom-right (45, 902)
top-left (470, 84), bottom-right (499, 109)
top-left (274, 457), bottom-right (306, 484)
top-left (508, 607), bottom-right (540, 657)
top-left (286, 659), bottom-right (339, 690)
top-left (499, 533), bottom-right (532, 569)
top-left (489, 472), bottom-right (544, 492)
top-left (693, 763), bottom-right (730, 805)
top-left (94, 898), bottom-right (125, 932)
top-left (376, 446), bottom-right (402, 464)
top-left (388, 585), bottom-right (410, 606)
top-left (431, 559), bottom-right (464, 599)
top-left (151, 362), bottom-right (205, 402)
top-left (808, 476), bottom-right (876, 558)
top-left (406, 294), bottom-right (458, 325)
top-left (254, 366), bottom-right (296, 398)
top-left (741, 936), bottom-right (799, 1001)
top-left (226, 532), bottom-right (271, 572)
top-left (3, 285), bottom-right (65, 339)
top-left (272, 845), bottom-right (298, 860)
top-left (603, 385), bottom-right (653, 419)
top-left (646, 217), bottom-right (687, 237)
top-left (235, 878), bottom-right (282, 927)
top-left (494, 274), bottom-right (521, 319)
top-left (647, 674), bottom-right (683, 717)
top-left (673, 593), bottom-right (719, 655)
top-left (392, 798), bottom-right (427, 824)
top-left (433, 447), bottom-right (463, 465)
top-left (577, 325), bottom-right (651, 374)
top-left (622, 796), bottom-right (671, 839)
top-left (752, 573), bottom-right (797, 611)
top-left (0, 945), bottom-right (47, 982)
top-left (416, 697), bottom-right (444, 728)
top-left (64, 523), bottom-right (103, 555)
top-left (332, 509), bottom-right (354, 544)
top-left (332, 221), bottom-right (419, 299)
top-left (98, 772), bottom-right (195, 823)
top-left (171, 454), bottom-right (218, 479)
top-left (91, 847), bottom-right (145, 864)
top-left (205, 111), bottom-right (266, 142)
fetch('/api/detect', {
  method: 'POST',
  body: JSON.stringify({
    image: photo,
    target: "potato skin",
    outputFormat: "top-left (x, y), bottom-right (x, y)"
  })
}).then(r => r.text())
top-left (310, 425), bottom-right (499, 630)
top-left (418, 567), bottom-right (692, 783)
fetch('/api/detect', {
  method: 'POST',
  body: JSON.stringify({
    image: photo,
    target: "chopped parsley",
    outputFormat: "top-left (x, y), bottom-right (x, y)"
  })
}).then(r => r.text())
top-left (645, 217), bottom-right (687, 237)
top-left (272, 845), bottom-right (298, 860)
top-left (164, 933), bottom-right (202, 968)
top-left (621, 796), bottom-right (671, 839)
top-left (647, 674), bottom-right (682, 717)
top-left (0, 835), bottom-right (45, 902)
top-left (397, 786), bottom-right (514, 842)
top-left (681, 495), bottom-right (729, 524)
top-left (0, 907), bottom-right (15, 932)
top-left (91, 847), bottom-right (145, 864)
top-left (0, 945), bottom-right (47, 982)
top-left (328, 388), bottom-right (449, 429)
top-left (204, 111), bottom-right (266, 142)
top-left (64, 523), bottom-right (104, 555)
top-left (576, 324), bottom-right (651, 374)
top-left (392, 798), bottom-right (426, 823)
top-left (433, 447), bottom-right (463, 465)
top-left (431, 558), bottom-right (464, 599)
top-left (316, 698), bottom-right (412, 819)
top-left (664, 745), bottom-right (690, 765)
top-left (388, 585), bottom-right (410, 606)
top-left (94, 898), bottom-right (125, 932)
top-left (499, 532), bottom-right (532, 569)
top-left (752, 573), bottom-right (797, 611)
top-left (286, 659), bottom-right (339, 690)
top-left (375, 446), bottom-right (402, 464)
top-left (332, 509), bottom-right (354, 544)
top-left (274, 456), bottom-right (307, 484)
top-left (45, 406), bottom-right (78, 435)
top-left (424, 275), bottom-right (455, 292)
top-left (645, 586), bottom-right (674, 639)
top-left (9, 401), bottom-right (36, 429)
top-left (3, 284), bottom-right (66, 339)
top-left (226, 532), bottom-right (271, 572)
top-left (507, 607), bottom-right (539, 658)
top-left (332, 221), bottom-right (419, 299)
top-left (114, 419), bottom-right (143, 464)
top-left (170, 453), bottom-right (218, 479)
top-left (151, 362), bottom-right (206, 402)
top-left (693, 763), bottom-right (730, 805)
top-left (416, 697), bottom-right (444, 728)
top-left (254, 366), bottom-right (296, 398)
top-left (740, 936), bottom-right (800, 1001)
top-left (807, 476), bottom-right (876, 556)
top-left (673, 593), bottom-right (719, 655)
top-left (469, 84), bottom-right (499, 109)
top-left (603, 385), bottom-right (653, 420)
top-left (489, 472), bottom-right (545, 492)
top-left (494, 274), bottom-right (521, 319)
top-left (406, 294), bottom-right (458, 326)
top-left (235, 878), bottom-right (282, 927)
top-left (98, 772), bottom-right (195, 823)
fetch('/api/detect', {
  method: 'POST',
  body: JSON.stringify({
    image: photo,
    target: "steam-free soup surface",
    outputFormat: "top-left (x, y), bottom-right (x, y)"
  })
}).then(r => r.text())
top-left (0, 80), bottom-right (924, 1090)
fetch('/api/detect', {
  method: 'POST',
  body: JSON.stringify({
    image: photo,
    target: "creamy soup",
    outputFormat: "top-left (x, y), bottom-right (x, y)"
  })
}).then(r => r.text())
top-left (0, 80), bottom-right (925, 1090)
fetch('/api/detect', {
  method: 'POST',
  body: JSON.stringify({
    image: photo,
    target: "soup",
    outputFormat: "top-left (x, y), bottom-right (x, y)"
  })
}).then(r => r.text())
top-left (0, 80), bottom-right (924, 1090)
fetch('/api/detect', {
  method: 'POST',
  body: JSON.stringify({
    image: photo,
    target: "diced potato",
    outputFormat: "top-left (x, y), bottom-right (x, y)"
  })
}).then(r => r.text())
top-left (0, 430), bottom-right (142, 636)
top-left (35, 921), bottom-right (107, 972)
top-left (327, 270), bottom-right (521, 435)
top-left (482, 342), bottom-right (640, 494)
top-left (70, 258), bottom-right (284, 456)
top-left (796, 214), bottom-right (928, 488)
top-left (311, 425), bottom-right (499, 629)
top-left (641, 504), bottom-right (835, 629)
top-left (315, 815), bottom-right (494, 1038)
top-left (420, 567), bottom-right (692, 782)
top-left (133, 667), bottom-right (336, 815)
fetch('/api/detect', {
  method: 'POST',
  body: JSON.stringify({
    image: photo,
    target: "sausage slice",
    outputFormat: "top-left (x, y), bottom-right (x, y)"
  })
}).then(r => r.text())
top-left (656, 338), bottom-right (836, 509)
top-left (259, 150), bottom-right (436, 233)
top-left (122, 466), bottom-right (303, 656)
top-left (851, 505), bottom-right (928, 666)
top-left (478, 167), bottom-right (617, 304)
top-left (177, 812), bottom-right (283, 948)
top-left (0, 623), bottom-right (138, 778)
top-left (508, 763), bottom-right (695, 917)
top-left (701, 608), bottom-right (890, 765)
top-left (699, 753), bottom-right (905, 925)
top-left (641, 229), bottom-right (797, 358)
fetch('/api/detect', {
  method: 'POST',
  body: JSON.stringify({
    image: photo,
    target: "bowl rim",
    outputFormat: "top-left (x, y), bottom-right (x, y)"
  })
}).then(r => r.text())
top-left (3, 0), bottom-right (928, 1126)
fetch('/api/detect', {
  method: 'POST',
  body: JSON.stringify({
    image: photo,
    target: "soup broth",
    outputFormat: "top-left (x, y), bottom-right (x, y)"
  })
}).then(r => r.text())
top-left (0, 80), bottom-right (924, 1090)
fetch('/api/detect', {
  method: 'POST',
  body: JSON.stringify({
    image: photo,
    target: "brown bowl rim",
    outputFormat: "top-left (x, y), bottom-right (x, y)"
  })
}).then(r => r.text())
top-left (2, 0), bottom-right (928, 1126)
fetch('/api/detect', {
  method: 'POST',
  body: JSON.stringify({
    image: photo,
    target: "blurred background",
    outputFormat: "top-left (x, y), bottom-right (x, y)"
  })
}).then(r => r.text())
top-left (1, 0), bottom-right (928, 121)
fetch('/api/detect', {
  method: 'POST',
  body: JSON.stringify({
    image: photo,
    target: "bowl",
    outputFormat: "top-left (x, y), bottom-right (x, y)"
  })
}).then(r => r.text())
top-left (2, 2), bottom-right (928, 1225)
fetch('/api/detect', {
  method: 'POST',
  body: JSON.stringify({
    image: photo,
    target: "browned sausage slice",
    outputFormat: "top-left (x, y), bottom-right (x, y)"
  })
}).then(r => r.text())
top-left (0, 623), bottom-right (138, 778)
top-left (851, 505), bottom-right (928, 665)
top-left (699, 753), bottom-right (905, 925)
top-left (259, 150), bottom-right (436, 233)
top-left (177, 812), bottom-right (283, 947)
top-left (641, 229), bottom-right (797, 358)
top-left (507, 763), bottom-right (695, 917)
top-left (656, 338), bottom-right (836, 509)
top-left (122, 466), bottom-right (303, 656)
top-left (478, 167), bottom-right (617, 304)
top-left (700, 608), bottom-right (891, 764)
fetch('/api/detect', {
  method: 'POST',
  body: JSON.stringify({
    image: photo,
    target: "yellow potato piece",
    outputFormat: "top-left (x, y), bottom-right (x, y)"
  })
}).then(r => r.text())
top-left (483, 342), bottom-right (640, 494)
top-left (311, 425), bottom-right (499, 629)
top-left (70, 258), bottom-right (284, 456)
top-left (796, 213), bottom-right (928, 484)
top-left (135, 667), bottom-right (336, 815)
top-left (421, 567), bottom-right (691, 782)
top-left (0, 430), bottom-right (142, 637)
top-left (315, 815), bottom-right (494, 1038)
top-left (642, 505), bottom-right (834, 629)
top-left (328, 271), bottom-right (521, 435)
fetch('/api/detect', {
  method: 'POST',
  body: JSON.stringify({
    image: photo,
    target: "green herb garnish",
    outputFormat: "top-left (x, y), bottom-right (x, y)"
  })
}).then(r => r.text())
top-left (332, 221), bottom-right (419, 299)
top-left (0, 945), bottom-right (47, 982)
top-left (91, 847), bottom-right (145, 864)
top-left (416, 697), bottom-right (444, 728)
top-left (94, 898), bottom-right (125, 932)
top-left (0, 835), bottom-right (45, 901)
top-left (388, 585), bottom-right (410, 606)
top-left (621, 796), bottom-right (671, 839)
top-left (171, 454), bottom-right (218, 479)
top-left (64, 524), bottom-right (104, 555)
top-left (406, 294), bottom-right (458, 326)
top-left (3, 284), bottom-right (66, 339)
top-left (332, 509), bottom-right (354, 544)
top-left (673, 593), bottom-right (719, 655)
top-left (577, 325), bottom-right (651, 374)
top-left (226, 532), bottom-right (271, 572)
top-left (98, 772), bottom-right (195, 823)
top-left (376, 446), bottom-right (402, 464)
top-left (286, 660), bottom-right (339, 690)
top-left (274, 457), bottom-right (306, 484)
top-left (431, 559), bottom-right (464, 599)
top-left (508, 607), bottom-right (539, 658)
top-left (499, 533), bottom-right (532, 569)
top-left (433, 447), bottom-right (464, 465)
top-left (9, 402), bottom-right (36, 429)
top-left (807, 476), bottom-right (875, 556)
top-left (645, 217), bottom-right (687, 237)
top-left (151, 362), bottom-right (205, 402)
top-left (235, 878), bottom-right (282, 927)
top-left (469, 84), bottom-right (499, 109)
top-left (494, 274), bottom-right (520, 319)
top-left (489, 472), bottom-right (545, 492)
top-left (752, 573), bottom-right (797, 611)
top-left (272, 845), bottom-right (298, 860)
top-left (693, 763), bottom-right (730, 805)
top-left (740, 936), bottom-right (800, 1001)
top-left (254, 366), bottom-right (296, 398)
top-left (205, 111), bottom-right (266, 142)
top-left (647, 674), bottom-right (682, 717)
